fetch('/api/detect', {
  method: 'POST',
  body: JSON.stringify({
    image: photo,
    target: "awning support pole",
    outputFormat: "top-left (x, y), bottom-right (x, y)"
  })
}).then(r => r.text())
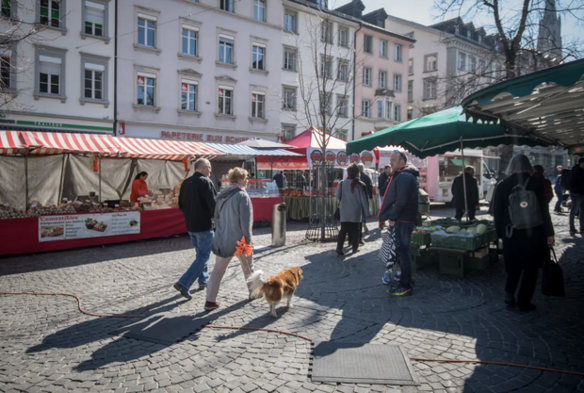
top-left (24, 150), bottom-right (29, 209)
top-left (99, 155), bottom-right (102, 203)
top-left (460, 138), bottom-right (468, 222)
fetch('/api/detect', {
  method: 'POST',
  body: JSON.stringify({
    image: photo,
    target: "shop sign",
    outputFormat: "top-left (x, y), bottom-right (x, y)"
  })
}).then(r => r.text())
top-left (160, 131), bottom-right (250, 144)
top-left (39, 212), bottom-right (141, 242)
top-left (336, 151), bottom-right (348, 166)
top-left (350, 153), bottom-right (360, 163)
top-left (310, 149), bottom-right (323, 166)
top-left (360, 151), bottom-right (374, 166)
top-left (325, 150), bottom-right (336, 166)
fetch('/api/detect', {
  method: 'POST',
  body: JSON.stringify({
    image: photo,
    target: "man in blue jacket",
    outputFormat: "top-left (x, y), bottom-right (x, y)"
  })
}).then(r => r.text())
top-left (553, 167), bottom-right (563, 214)
top-left (379, 151), bottom-right (419, 296)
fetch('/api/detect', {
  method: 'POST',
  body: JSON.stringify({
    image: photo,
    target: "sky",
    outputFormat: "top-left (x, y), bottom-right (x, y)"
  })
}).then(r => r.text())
top-left (331, 0), bottom-right (581, 53)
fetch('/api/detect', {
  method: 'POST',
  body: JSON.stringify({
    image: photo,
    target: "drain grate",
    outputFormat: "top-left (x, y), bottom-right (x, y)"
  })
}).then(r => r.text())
top-left (310, 342), bottom-right (420, 385)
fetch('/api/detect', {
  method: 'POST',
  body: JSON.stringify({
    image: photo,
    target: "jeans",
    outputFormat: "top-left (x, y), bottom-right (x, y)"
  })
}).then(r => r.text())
top-left (395, 221), bottom-right (414, 290)
top-left (554, 192), bottom-right (563, 212)
top-left (177, 230), bottom-right (214, 291)
top-left (569, 193), bottom-right (584, 230)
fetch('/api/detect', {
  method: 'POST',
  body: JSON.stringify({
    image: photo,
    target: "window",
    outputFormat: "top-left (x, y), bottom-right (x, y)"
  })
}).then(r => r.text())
top-left (361, 100), bottom-right (371, 118)
top-left (218, 87), bottom-right (233, 115)
top-left (84, 1), bottom-right (105, 37)
top-left (379, 40), bottom-right (388, 58)
top-left (317, 0), bottom-right (327, 8)
top-left (321, 21), bottom-right (333, 44)
top-left (393, 74), bottom-right (402, 92)
top-left (1, 56), bottom-right (10, 88)
top-left (468, 56), bottom-right (475, 73)
top-left (394, 44), bottom-right (403, 62)
top-left (394, 104), bottom-right (401, 122)
top-left (407, 108), bottom-right (413, 120)
top-left (362, 67), bottom-right (372, 86)
top-left (84, 64), bottom-right (104, 100)
top-left (408, 58), bottom-right (414, 75)
top-left (251, 92), bottom-right (265, 118)
top-left (425, 54), bottom-right (437, 71)
top-left (320, 56), bottom-right (332, 79)
top-left (378, 70), bottom-right (387, 89)
top-left (137, 74), bottom-right (155, 106)
top-left (337, 60), bottom-right (348, 81)
top-left (40, 0), bottom-right (61, 28)
top-left (364, 35), bottom-right (373, 54)
top-left (320, 92), bottom-right (332, 115)
top-left (457, 52), bottom-right (466, 70)
top-left (337, 95), bottom-right (348, 117)
top-left (253, 0), bottom-right (266, 22)
top-left (282, 125), bottom-right (295, 141)
top-left (283, 47), bottom-right (296, 71)
top-left (220, 0), bottom-right (233, 12)
top-left (39, 56), bottom-right (61, 95)
top-left (479, 60), bottom-right (486, 75)
top-left (282, 87), bottom-right (296, 110)
top-left (181, 81), bottom-right (198, 111)
top-left (284, 11), bottom-right (296, 33)
top-left (339, 27), bottom-right (349, 47)
top-left (423, 78), bottom-right (437, 99)
top-left (252, 44), bottom-right (265, 70)
top-left (219, 36), bottom-right (234, 64)
top-left (407, 80), bottom-right (413, 102)
top-left (1, 0), bottom-right (11, 17)
top-left (336, 129), bottom-right (347, 141)
top-left (377, 101), bottom-right (383, 118)
top-left (385, 100), bottom-right (392, 119)
top-left (138, 16), bottom-right (156, 48)
top-left (182, 27), bottom-right (198, 57)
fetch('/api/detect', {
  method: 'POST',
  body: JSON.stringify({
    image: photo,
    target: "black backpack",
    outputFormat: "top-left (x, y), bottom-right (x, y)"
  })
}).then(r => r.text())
top-left (507, 178), bottom-right (543, 232)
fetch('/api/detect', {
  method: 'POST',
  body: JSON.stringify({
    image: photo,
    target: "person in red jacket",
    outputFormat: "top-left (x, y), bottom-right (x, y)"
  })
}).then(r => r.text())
top-left (532, 165), bottom-right (553, 204)
top-left (130, 172), bottom-right (150, 203)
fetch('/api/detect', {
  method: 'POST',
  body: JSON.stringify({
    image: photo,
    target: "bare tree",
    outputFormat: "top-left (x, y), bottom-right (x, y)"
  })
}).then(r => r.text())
top-left (434, 0), bottom-right (584, 177)
top-left (277, 8), bottom-right (363, 241)
top-left (0, 0), bottom-right (49, 109)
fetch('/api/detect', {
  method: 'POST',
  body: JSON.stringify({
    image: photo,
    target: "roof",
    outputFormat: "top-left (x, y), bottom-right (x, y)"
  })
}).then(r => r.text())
top-left (360, 21), bottom-right (416, 42)
top-left (12, 131), bottom-right (119, 155)
top-left (0, 131), bottom-right (27, 155)
top-left (461, 58), bottom-right (584, 148)
top-left (285, 128), bottom-right (347, 153)
top-left (206, 143), bottom-right (301, 157)
top-left (113, 137), bottom-right (222, 161)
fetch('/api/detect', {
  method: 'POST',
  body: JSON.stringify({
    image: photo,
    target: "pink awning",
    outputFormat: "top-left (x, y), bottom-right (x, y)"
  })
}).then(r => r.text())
top-left (21, 131), bottom-right (119, 155)
top-left (0, 131), bottom-right (27, 155)
top-left (113, 137), bottom-right (223, 161)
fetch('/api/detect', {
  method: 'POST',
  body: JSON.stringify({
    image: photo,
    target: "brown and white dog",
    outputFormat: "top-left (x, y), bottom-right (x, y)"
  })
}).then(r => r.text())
top-left (247, 267), bottom-right (303, 317)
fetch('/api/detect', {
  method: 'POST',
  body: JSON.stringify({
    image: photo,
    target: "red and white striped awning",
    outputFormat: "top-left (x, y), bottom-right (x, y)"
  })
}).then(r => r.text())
top-left (112, 137), bottom-right (223, 160)
top-left (0, 131), bottom-right (27, 155)
top-left (21, 131), bottom-right (119, 155)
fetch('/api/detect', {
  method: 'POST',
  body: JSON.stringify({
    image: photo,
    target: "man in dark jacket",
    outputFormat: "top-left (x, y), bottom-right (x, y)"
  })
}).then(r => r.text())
top-left (532, 165), bottom-right (554, 204)
top-left (569, 157), bottom-right (584, 235)
top-left (273, 171), bottom-right (285, 188)
top-left (379, 152), bottom-right (419, 296)
top-left (378, 164), bottom-right (392, 200)
top-left (357, 163), bottom-right (373, 235)
top-left (554, 171), bottom-right (564, 213)
top-left (174, 158), bottom-right (217, 300)
top-left (451, 166), bottom-right (480, 220)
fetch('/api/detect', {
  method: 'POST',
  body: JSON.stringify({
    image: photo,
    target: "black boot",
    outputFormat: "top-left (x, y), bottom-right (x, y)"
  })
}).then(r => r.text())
top-left (504, 292), bottom-right (515, 308)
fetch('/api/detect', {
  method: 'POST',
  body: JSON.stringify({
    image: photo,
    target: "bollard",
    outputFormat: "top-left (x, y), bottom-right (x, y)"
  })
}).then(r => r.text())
top-left (271, 203), bottom-right (287, 247)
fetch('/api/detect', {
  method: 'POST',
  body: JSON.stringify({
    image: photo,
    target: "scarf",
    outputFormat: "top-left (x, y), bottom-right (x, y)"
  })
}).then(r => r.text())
top-left (347, 174), bottom-right (360, 193)
top-left (229, 183), bottom-right (246, 192)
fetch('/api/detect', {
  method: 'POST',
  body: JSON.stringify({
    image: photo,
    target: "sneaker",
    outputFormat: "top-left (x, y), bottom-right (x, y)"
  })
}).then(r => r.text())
top-left (173, 283), bottom-right (192, 300)
top-left (382, 271), bottom-right (392, 285)
top-left (204, 301), bottom-right (221, 311)
top-left (387, 286), bottom-right (413, 296)
top-left (393, 273), bottom-right (401, 282)
top-left (198, 285), bottom-right (207, 291)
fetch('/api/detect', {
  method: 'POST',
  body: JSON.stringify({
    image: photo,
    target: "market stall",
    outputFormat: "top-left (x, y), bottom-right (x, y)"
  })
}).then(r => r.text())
top-left (0, 131), bottom-right (224, 256)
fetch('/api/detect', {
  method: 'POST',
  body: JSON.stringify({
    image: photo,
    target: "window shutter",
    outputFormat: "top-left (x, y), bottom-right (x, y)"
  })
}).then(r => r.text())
top-left (86, 7), bottom-right (104, 24)
top-left (39, 57), bottom-right (61, 75)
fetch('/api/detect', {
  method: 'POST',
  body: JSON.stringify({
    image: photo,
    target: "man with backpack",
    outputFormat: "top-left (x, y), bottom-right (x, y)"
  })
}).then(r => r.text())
top-left (569, 158), bottom-right (584, 235)
top-left (492, 154), bottom-right (554, 312)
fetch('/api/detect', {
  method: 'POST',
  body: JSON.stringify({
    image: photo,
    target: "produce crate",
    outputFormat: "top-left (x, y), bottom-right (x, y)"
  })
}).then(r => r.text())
top-left (439, 251), bottom-right (466, 277)
top-left (411, 246), bottom-right (432, 270)
top-left (487, 229), bottom-right (498, 243)
top-left (411, 232), bottom-right (431, 246)
top-left (466, 251), bottom-right (490, 271)
top-left (431, 233), bottom-right (487, 251)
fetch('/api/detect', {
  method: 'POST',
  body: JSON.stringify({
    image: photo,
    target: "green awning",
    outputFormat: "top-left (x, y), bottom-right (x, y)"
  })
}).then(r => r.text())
top-left (346, 106), bottom-right (550, 158)
top-left (449, 159), bottom-right (463, 166)
top-left (462, 59), bottom-right (584, 148)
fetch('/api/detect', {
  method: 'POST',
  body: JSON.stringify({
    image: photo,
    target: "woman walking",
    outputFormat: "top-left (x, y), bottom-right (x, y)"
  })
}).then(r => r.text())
top-left (336, 163), bottom-right (369, 256)
top-left (204, 167), bottom-right (256, 311)
top-left (493, 154), bottom-right (554, 312)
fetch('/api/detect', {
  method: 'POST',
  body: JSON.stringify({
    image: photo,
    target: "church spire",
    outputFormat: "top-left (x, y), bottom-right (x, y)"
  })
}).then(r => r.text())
top-left (537, 0), bottom-right (562, 60)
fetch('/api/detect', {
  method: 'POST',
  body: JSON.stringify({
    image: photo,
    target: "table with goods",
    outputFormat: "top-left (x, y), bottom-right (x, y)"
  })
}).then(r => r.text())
top-left (409, 219), bottom-right (499, 277)
top-left (219, 179), bottom-right (283, 222)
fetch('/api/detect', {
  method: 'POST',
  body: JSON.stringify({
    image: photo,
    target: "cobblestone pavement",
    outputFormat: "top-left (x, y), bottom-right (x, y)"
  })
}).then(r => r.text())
top-left (1, 203), bottom-right (583, 393)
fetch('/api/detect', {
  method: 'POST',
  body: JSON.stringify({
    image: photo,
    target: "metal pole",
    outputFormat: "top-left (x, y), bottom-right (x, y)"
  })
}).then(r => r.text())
top-left (57, 154), bottom-right (66, 202)
top-left (24, 151), bottom-right (29, 209)
top-left (460, 138), bottom-right (468, 221)
top-left (99, 155), bottom-right (102, 203)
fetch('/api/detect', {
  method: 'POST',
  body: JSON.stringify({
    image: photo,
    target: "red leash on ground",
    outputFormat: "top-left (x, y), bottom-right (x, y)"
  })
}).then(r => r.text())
top-left (2, 291), bottom-right (583, 377)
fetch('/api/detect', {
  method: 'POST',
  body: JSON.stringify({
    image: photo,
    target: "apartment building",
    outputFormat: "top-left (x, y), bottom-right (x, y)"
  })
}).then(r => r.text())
top-left (334, 3), bottom-right (414, 139)
top-left (280, 0), bottom-right (359, 142)
top-left (116, 0), bottom-right (283, 143)
top-left (0, 0), bottom-right (115, 134)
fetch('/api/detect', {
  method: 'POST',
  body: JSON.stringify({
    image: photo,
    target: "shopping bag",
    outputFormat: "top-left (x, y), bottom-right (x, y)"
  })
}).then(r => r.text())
top-left (379, 225), bottom-right (397, 269)
top-left (542, 247), bottom-right (565, 297)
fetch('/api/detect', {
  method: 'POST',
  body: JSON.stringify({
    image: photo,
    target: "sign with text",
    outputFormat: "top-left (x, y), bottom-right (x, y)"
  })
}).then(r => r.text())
top-left (39, 212), bottom-right (141, 242)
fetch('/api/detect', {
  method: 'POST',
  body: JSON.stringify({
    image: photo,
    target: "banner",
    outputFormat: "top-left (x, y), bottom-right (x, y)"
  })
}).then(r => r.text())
top-left (39, 212), bottom-right (141, 242)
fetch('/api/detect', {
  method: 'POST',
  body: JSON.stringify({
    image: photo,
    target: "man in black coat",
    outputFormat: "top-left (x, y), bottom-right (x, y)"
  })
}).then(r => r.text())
top-left (451, 166), bottom-right (480, 220)
top-left (378, 164), bottom-right (392, 200)
top-left (174, 158), bottom-right (217, 300)
top-left (569, 157), bottom-right (584, 235)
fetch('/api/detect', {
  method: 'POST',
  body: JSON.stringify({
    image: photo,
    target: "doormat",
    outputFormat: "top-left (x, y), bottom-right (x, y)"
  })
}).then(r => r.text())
top-left (310, 342), bottom-right (419, 385)
top-left (109, 313), bottom-right (214, 346)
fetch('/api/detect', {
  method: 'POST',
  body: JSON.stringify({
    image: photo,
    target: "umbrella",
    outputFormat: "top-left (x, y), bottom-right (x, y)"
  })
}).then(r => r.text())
top-left (237, 138), bottom-right (295, 149)
top-left (346, 106), bottom-right (550, 158)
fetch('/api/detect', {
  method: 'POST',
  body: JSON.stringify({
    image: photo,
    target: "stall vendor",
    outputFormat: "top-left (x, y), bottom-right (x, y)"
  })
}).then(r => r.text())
top-left (130, 171), bottom-right (150, 203)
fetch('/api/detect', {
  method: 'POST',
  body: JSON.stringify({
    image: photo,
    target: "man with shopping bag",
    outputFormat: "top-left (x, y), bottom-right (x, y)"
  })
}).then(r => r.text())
top-left (379, 151), bottom-right (419, 296)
